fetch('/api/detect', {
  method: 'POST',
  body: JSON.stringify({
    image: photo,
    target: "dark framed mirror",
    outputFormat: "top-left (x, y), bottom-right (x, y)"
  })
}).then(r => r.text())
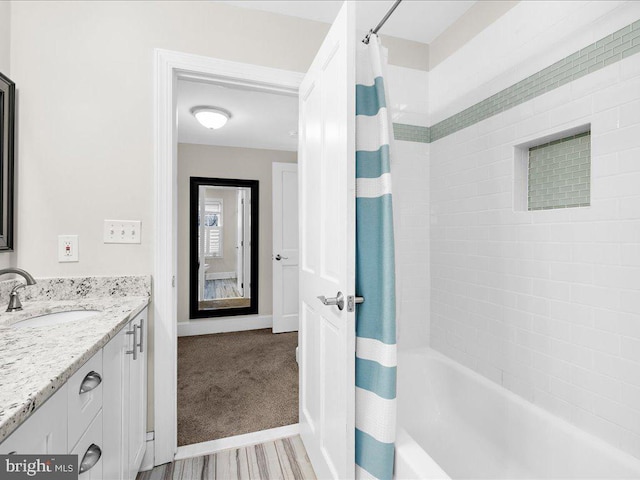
top-left (190, 177), bottom-right (259, 318)
top-left (0, 72), bottom-right (14, 251)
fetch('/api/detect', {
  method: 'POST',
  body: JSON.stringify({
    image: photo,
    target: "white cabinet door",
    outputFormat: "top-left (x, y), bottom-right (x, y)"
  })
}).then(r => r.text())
top-left (127, 311), bottom-right (147, 480)
top-left (102, 308), bottom-right (148, 480)
top-left (0, 384), bottom-right (68, 454)
top-left (298, 2), bottom-right (357, 478)
top-left (102, 321), bottom-right (129, 480)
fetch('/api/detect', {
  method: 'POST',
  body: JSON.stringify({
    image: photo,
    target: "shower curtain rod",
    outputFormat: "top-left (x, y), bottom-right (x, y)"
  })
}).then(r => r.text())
top-left (362, 0), bottom-right (403, 44)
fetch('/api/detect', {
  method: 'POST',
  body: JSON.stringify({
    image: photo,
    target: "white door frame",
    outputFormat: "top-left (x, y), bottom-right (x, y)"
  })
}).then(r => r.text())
top-left (153, 48), bottom-right (303, 465)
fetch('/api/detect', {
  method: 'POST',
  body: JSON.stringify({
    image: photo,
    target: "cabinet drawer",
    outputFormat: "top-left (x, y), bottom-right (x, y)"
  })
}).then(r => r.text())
top-left (71, 410), bottom-right (103, 480)
top-left (0, 384), bottom-right (68, 454)
top-left (68, 350), bottom-right (103, 449)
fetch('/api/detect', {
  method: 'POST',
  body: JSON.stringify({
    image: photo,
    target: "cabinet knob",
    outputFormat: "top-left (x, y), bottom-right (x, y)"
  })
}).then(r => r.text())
top-left (79, 443), bottom-right (102, 474)
top-left (79, 371), bottom-right (102, 394)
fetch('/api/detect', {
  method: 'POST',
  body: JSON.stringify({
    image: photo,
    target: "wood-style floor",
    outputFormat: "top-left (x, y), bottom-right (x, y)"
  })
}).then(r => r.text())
top-left (199, 278), bottom-right (250, 309)
top-left (137, 435), bottom-right (316, 480)
top-left (205, 278), bottom-right (241, 299)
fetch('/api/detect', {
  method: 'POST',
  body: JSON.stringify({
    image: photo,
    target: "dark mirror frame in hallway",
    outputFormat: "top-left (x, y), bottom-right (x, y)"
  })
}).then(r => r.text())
top-left (189, 177), bottom-right (259, 319)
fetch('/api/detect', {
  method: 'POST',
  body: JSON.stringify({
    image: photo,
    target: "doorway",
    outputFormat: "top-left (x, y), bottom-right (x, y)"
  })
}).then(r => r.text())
top-left (172, 69), bottom-right (301, 453)
top-left (153, 49), bottom-right (306, 463)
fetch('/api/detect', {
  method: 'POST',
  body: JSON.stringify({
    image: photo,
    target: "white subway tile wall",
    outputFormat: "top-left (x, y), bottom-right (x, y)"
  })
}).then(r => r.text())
top-left (386, 65), bottom-right (431, 352)
top-left (392, 140), bottom-right (430, 350)
top-left (430, 53), bottom-right (640, 460)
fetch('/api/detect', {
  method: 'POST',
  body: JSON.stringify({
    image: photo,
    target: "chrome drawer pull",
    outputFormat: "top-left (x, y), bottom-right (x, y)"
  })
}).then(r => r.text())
top-left (136, 318), bottom-right (144, 353)
top-left (79, 443), bottom-right (101, 474)
top-left (126, 326), bottom-right (137, 360)
top-left (79, 371), bottom-right (102, 394)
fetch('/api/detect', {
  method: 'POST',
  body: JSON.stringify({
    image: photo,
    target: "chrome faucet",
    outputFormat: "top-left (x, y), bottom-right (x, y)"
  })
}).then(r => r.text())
top-left (0, 268), bottom-right (37, 312)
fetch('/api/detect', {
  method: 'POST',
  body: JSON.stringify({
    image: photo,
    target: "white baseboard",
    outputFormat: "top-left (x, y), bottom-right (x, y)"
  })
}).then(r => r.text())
top-left (139, 433), bottom-right (155, 472)
top-left (272, 315), bottom-right (299, 333)
top-left (205, 271), bottom-right (235, 280)
top-left (178, 314), bottom-right (273, 336)
top-left (175, 424), bottom-right (300, 461)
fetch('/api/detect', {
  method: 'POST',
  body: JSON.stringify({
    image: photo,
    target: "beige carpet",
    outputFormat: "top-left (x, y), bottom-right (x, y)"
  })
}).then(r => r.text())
top-left (177, 329), bottom-right (299, 446)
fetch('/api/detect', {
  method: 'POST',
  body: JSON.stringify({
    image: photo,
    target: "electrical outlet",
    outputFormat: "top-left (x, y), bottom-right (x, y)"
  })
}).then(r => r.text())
top-left (104, 220), bottom-right (141, 244)
top-left (58, 235), bottom-right (79, 262)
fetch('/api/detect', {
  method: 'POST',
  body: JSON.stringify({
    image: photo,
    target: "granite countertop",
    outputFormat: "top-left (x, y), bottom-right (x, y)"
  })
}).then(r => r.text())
top-left (0, 277), bottom-right (150, 443)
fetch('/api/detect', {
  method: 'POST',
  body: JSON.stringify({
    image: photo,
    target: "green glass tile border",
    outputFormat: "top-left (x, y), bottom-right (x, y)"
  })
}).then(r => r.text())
top-left (392, 123), bottom-right (430, 143)
top-left (529, 130), bottom-right (590, 151)
top-left (390, 19), bottom-right (639, 145)
top-left (428, 18), bottom-right (640, 142)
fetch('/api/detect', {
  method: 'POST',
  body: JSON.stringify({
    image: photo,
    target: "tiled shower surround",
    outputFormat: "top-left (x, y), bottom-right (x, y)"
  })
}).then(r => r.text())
top-left (528, 131), bottom-right (591, 211)
top-left (393, 19), bottom-right (640, 145)
top-left (430, 46), bottom-right (640, 461)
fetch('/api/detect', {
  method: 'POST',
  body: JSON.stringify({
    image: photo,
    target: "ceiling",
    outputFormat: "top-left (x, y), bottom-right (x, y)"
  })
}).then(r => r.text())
top-left (178, 1), bottom-right (473, 150)
top-left (177, 80), bottom-right (299, 151)
top-left (219, 0), bottom-right (475, 44)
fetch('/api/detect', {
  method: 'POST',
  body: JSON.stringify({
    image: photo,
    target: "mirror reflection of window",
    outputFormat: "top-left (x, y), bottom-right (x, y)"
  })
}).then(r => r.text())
top-left (201, 199), bottom-right (223, 257)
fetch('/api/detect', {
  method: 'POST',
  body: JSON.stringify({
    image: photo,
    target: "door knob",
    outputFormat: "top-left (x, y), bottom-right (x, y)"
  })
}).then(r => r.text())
top-left (275, 254), bottom-right (289, 261)
top-left (317, 292), bottom-right (345, 310)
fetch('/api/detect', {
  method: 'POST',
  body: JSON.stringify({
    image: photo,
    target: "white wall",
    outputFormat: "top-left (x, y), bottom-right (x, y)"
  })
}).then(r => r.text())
top-left (9, 1), bottom-right (330, 279)
top-left (429, 1), bottom-right (640, 124)
top-left (9, 2), bottom-right (321, 431)
top-left (430, 44), bottom-right (640, 461)
top-left (428, 0), bottom-right (517, 70)
top-left (177, 143), bottom-right (296, 322)
top-left (0, 0), bottom-right (15, 271)
top-left (7, 1), bottom-right (425, 432)
top-left (0, 1), bottom-right (9, 75)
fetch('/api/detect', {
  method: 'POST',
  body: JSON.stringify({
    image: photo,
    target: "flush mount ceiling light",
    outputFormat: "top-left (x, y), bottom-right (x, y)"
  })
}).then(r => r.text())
top-left (191, 106), bottom-right (231, 130)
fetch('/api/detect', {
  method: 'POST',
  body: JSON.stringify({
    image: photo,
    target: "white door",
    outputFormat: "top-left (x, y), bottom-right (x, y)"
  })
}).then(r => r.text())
top-left (273, 162), bottom-right (299, 333)
top-left (298, 2), bottom-right (356, 479)
top-left (198, 188), bottom-right (206, 301)
top-left (236, 190), bottom-right (245, 296)
top-left (243, 190), bottom-right (252, 299)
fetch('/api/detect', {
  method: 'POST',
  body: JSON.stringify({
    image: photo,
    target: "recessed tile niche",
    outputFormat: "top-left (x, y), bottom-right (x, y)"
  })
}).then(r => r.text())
top-left (514, 126), bottom-right (591, 212)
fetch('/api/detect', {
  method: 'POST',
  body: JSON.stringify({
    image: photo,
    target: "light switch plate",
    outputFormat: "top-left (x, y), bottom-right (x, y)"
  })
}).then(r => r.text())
top-left (104, 220), bottom-right (141, 244)
top-left (58, 235), bottom-right (79, 262)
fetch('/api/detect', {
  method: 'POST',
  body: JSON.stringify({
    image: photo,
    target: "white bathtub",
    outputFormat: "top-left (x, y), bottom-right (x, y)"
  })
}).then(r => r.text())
top-left (394, 348), bottom-right (640, 479)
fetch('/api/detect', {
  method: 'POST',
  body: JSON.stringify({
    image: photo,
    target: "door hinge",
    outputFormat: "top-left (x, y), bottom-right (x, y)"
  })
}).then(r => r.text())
top-left (172, 276), bottom-right (175, 288)
top-left (346, 295), bottom-right (364, 312)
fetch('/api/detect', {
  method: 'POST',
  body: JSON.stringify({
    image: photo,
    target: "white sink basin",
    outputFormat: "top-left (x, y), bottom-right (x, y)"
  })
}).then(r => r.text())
top-left (12, 310), bottom-right (100, 329)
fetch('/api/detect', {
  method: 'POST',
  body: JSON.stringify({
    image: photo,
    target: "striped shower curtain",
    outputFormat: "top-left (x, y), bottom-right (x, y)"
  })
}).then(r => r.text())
top-left (355, 34), bottom-right (397, 480)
